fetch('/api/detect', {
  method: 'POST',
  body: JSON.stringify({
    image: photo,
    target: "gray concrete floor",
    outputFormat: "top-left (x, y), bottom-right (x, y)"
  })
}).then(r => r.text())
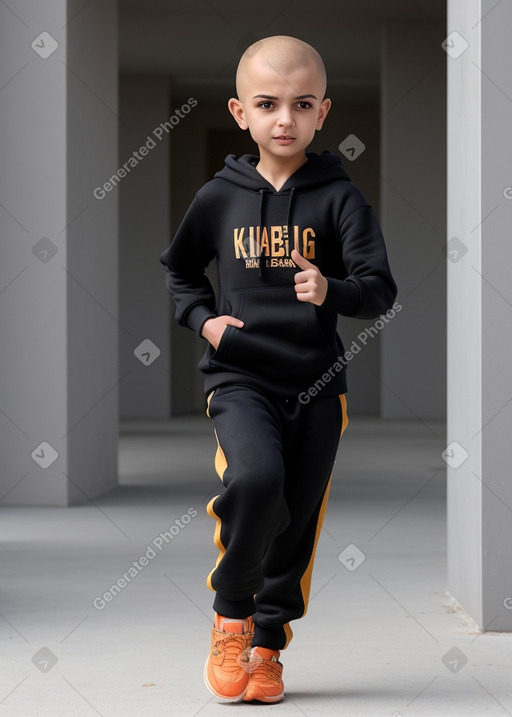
top-left (1, 415), bottom-right (511, 716)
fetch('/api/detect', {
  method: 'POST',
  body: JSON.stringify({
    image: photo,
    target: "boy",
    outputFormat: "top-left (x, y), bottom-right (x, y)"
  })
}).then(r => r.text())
top-left (158, 35), bottom-right (397, 704)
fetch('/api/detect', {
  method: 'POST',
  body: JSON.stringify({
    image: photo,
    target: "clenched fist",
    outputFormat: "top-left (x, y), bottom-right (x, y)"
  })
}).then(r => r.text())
top-left (292, 249), bottom-right (328, 306)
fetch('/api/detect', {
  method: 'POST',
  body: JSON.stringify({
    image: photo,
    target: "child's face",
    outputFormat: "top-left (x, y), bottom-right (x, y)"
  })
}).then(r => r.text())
top-left (229, 60), bottom-right (331, 161)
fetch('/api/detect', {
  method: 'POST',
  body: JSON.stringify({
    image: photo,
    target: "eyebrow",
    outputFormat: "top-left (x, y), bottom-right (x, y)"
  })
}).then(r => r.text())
top-left (252, 94), bottom-right (318, 100)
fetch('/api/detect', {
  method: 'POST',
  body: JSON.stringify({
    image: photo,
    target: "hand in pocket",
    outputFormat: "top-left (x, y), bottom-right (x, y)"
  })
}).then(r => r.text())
top-left (201, 315), bottom-right (244, 350)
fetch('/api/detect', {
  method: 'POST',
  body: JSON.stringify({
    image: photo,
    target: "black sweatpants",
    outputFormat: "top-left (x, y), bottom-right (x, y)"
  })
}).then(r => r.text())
top-left (205, 384), bottom-right (348, 651)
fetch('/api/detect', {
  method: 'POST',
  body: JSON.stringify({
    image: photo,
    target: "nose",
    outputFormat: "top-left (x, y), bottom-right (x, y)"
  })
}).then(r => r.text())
top-left (277, 107), bottom-right (294, 128)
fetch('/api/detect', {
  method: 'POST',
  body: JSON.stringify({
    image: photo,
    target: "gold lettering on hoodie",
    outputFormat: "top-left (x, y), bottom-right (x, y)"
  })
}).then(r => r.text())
top-left (270, 226), bottom-right (285, 257)
top-left (233, 225), bottom-right (315, 265)
top-left (302, 228), bottom-right (315, 259)
top-left (233, 227), bottom-right (247, 259)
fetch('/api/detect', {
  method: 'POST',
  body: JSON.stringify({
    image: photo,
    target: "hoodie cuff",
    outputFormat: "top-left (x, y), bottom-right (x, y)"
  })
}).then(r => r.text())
top-left (322, 277), bottom-right (360, 316)
top-left (186, 306), bottom-right (218, 336)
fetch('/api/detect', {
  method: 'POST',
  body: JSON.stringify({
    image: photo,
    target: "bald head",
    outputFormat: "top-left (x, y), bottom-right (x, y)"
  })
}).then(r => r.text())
top-left (235, 35), bottom-right (327, 101)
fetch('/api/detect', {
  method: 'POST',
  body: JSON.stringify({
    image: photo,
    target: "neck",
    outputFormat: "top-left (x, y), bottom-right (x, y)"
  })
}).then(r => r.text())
top-left (255, 151), bottom-right (308, 191)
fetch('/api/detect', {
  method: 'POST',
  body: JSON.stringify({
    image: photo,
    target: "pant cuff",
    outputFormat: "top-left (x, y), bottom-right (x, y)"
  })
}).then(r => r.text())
top-left (252, 623), bottom-right (286, 650)
top-left (213, 593), bottom-right (255, 619)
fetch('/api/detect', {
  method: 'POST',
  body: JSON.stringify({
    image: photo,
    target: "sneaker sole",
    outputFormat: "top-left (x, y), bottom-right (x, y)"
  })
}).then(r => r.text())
top-left (243, 691), bottom-right (284, 704)
top-left (203, 656), bottom-right (247, 702)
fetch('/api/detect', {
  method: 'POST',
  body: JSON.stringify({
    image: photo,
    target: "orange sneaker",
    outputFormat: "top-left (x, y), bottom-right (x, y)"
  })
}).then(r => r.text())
top-left (204, 613), bottom-right (254, 701)
top-left (243, 646), bottom-right (284, 703)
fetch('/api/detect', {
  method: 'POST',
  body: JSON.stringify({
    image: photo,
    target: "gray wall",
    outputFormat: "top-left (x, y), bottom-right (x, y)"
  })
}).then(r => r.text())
top-left (380, 21), bottom-right (447, 420)
top-left (0, 0), bottom-right (119, 505)
top-left (118, 75), bottom-right (171, 419)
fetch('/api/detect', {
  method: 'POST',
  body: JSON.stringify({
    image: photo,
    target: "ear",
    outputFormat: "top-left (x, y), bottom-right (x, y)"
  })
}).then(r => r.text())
top-left (315, 97), bottom-right (332, 130)
top-left (228, 97), bottom-right (249, 130)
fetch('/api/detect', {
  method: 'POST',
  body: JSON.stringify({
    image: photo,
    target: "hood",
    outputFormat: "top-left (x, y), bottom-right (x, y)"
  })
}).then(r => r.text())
top-left (213, 151), bottom-right (352, 278)
top-left (214, 150), bottom-right (351, 193)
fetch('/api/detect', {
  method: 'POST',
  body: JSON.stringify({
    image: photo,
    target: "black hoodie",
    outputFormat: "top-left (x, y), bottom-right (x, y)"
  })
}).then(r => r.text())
top-left (158, 151), bottom-right (398, 397)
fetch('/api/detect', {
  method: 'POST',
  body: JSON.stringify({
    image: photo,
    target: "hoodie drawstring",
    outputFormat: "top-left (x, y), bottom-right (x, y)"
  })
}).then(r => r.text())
top-left (286, 186), bottom-right (295, 241)
top-left (258, 188), bottom-right (269, 279)
top-left (257, 186), bottom-right (296, 279)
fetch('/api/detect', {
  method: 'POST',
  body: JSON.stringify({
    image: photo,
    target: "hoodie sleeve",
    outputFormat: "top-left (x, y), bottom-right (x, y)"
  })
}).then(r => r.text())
top-left (158, 196), bottom-right (218, 336)
top-left (322, 204), bottom-right (398, 319)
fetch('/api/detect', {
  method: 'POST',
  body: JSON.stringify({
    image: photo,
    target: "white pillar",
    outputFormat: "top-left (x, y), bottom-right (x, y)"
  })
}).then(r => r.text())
top-left (447, 0), bottom-right (512, 629)
top-left (0, 1), bottom-right (119, 505)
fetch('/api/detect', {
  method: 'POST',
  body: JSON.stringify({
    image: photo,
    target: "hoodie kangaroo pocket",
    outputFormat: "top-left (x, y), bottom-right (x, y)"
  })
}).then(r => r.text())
top-left (211, 322), bottom-right (236, 361)
top-left (209, 285), bottom-right (338, 379)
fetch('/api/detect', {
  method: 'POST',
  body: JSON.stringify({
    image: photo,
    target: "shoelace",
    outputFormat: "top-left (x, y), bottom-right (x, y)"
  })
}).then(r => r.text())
top-left (248, 655), bottom-right (282, 685)
top-left (212, 634), bottom-right (251, 674)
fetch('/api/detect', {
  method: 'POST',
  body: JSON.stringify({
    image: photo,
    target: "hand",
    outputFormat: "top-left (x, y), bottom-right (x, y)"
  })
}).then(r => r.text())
top-left (292, 249), bottom-right (328, 306)
top-left (201, 315), bottom-right (244, 350)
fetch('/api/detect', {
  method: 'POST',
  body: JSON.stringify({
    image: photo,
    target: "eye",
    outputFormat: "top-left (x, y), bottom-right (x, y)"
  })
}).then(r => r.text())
top-left (296, 101), bottom-right (312, 110)
top-left (258, 101), bottom-right (275, 110)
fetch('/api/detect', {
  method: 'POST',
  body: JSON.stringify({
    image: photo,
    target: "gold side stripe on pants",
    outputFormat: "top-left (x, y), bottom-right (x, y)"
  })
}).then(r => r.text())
top-left (206, 496), bottom-right (225, 592)
top-left (206, 390), bottom-right (227, 481)
top-left (339, 392), bottom-right (349, 437)
top-left (205, 389), bottom-right (228, 592)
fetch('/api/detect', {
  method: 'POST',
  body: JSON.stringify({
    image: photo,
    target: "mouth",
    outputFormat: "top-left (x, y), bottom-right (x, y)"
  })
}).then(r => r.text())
top-left (273, 136), bottom-right (295, 144)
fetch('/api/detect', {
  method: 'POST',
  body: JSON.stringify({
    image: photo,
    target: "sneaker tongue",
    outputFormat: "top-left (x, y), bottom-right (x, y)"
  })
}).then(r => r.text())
top-left (220, 620), bottom-right (244, 634)
top-left (252, 646), bottom-right (280, 660)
